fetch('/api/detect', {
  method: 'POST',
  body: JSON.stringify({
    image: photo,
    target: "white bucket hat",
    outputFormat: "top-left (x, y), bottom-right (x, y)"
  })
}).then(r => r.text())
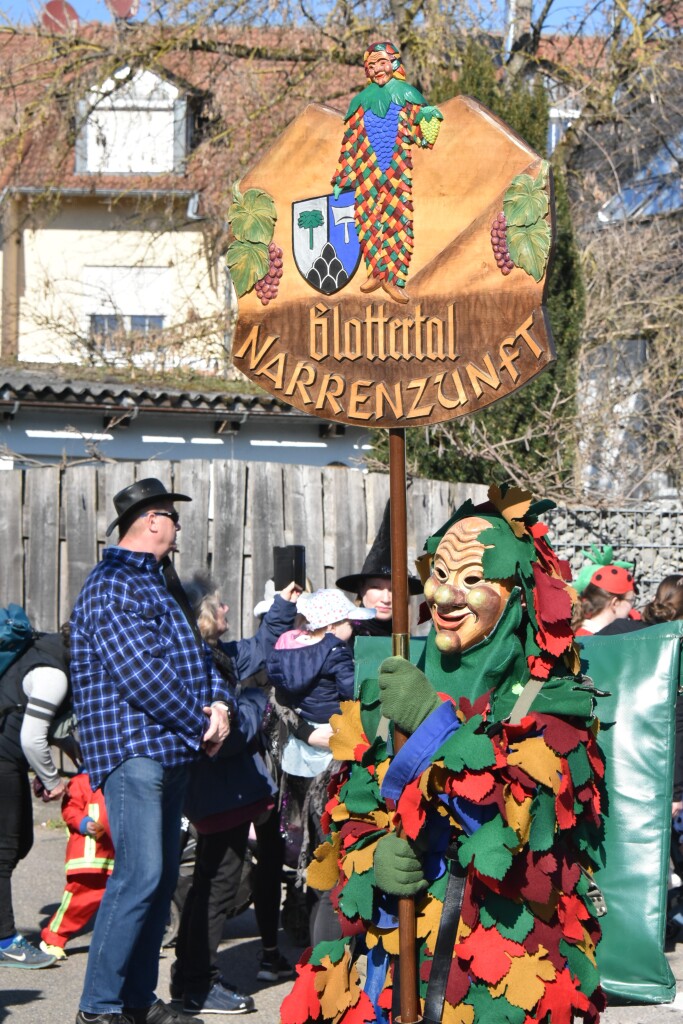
top-left (296, 588), bottom-right (376, 630)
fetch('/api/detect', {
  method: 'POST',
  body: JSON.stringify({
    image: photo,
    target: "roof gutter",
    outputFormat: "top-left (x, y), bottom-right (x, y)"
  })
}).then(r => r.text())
top-left (0, 396), bottom-right (304, 419)
top-left (8, 186), bottom-right (197, 199)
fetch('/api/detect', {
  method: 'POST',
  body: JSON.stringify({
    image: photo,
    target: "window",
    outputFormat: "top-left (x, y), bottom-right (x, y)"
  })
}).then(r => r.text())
top-left (83, 266), bottom-right (169, 362)
top-left (89, 314), bottom-right (165, 339)
top-left (598, 129), bottom-right (683, 223)
top-left (130, 315), bottom-right (165, 335)
top-left (75, 67), bottom-right (188, 175)
top-left (90, 314), bottom-right (123, 339)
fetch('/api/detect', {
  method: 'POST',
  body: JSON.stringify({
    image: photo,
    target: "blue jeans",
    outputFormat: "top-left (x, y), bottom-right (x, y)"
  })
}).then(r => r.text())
top-left (80, 757), bottom-right (188, 1014)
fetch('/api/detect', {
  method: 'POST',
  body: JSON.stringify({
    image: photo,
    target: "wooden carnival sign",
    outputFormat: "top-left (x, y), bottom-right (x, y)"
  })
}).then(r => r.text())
top-left (229, 50), bottom-right (554, 428)
top-left (228, 42), bottom-right (556, 1024)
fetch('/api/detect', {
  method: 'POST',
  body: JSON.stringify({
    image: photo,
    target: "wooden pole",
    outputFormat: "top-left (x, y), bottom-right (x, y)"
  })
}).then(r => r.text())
top-left (389, 428), bottom-right (420, 1024)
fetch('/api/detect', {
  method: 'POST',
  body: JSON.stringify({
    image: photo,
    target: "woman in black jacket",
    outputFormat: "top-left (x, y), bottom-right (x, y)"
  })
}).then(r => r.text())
top-left (171, 575), bottom-right (300, 1015)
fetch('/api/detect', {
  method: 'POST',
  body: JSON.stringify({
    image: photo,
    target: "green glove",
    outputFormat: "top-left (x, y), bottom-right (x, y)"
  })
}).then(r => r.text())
top-left (378, 656), bottom-right (440, 735)
top-left (374, 832), bottom-right (427, 896)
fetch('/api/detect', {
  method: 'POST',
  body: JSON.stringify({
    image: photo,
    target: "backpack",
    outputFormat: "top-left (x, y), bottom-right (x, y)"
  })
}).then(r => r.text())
top-left (0, 604), bottom-right (34, 707)
top-left (0, 623), bottom-right (81, 766)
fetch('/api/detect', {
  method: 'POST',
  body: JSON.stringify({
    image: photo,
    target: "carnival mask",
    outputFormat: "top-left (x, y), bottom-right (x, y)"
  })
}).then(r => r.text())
top-left (424, 516), bottom-right (515, 654)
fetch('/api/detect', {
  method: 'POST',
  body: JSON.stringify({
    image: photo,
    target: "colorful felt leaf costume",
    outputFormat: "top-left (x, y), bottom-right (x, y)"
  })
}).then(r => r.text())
top-left (331, 42), bottom-right (442, 292)
top-left (281, 486), bottom-right (606, 1024)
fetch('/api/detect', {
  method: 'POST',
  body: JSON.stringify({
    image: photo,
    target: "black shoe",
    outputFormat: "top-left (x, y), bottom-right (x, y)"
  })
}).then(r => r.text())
top-left (76, 1013), bottom-right (133, 1024)
top-left (125, 1000), bottom-right (202, 1024)
top-left (183, 982), bottom-right (254, 1015)
top-left (256, 950), bottom-right (295, 982)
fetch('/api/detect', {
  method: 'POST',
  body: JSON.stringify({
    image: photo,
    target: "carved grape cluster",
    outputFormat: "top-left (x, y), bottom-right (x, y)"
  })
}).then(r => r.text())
top-left (420, 116), bottom-right (441, 145)
top-left (491, 212), bottom-right (514, 276)
top-left (254, 242), bottom-right (284, 306)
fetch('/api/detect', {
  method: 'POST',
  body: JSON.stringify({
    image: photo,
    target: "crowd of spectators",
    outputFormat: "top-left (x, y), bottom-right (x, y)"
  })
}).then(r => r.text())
top-left (1, 480), bottom-right (682, 1024)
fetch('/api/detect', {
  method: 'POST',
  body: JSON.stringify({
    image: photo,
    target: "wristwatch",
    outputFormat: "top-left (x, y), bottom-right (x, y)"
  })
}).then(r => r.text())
top-left (212, 700), bottom-right (235, 728)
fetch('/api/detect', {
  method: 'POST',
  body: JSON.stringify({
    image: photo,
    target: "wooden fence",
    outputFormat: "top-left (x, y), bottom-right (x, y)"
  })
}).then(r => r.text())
top-left (0, 460), bottom-right (486, 634)
top-left (3, 461), bottom-right (680, 634)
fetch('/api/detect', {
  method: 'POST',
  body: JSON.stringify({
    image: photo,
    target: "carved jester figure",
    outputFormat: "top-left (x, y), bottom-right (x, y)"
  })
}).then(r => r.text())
top-left (332, 40), bottom-right (443, 305)
top-left (281, 485), bottom-right (607, 1024)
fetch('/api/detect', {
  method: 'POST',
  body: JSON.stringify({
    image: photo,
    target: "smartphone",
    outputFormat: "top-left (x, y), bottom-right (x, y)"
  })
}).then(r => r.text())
top-left (273, 545), bottom-right (306, 591)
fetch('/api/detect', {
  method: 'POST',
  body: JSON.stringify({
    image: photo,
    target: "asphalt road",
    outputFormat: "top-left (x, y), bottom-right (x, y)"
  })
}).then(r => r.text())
top-left (4, 796), bottom-right (683, 1024)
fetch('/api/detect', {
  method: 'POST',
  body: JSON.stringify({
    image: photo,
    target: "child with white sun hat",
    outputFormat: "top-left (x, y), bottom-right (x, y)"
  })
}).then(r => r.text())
top-left (266, 589), bottom-right (375, 776)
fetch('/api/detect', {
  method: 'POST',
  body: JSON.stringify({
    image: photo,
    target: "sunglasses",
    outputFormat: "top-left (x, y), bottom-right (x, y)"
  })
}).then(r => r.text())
top-left (142, 509), bottom-right (180, 525)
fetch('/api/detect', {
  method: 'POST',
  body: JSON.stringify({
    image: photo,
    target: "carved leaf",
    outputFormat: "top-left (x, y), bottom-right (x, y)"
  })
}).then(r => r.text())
top-left (507, 219), bottom-right (552, 283)
top-left (227, 188), bottom-right (277, 244)
top-left (226, 240), bottom-right (270, 296)
top-left (503, 170), bottom-right (549, 228)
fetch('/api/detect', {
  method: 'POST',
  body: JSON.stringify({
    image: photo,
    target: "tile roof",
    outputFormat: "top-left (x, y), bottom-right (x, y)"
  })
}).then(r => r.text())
top-left (0, 24), bottom-right (362, 220)
top-left (0, 370), bottom-right (305, 418)
top-left (0, 24), bottom-right (607, 216)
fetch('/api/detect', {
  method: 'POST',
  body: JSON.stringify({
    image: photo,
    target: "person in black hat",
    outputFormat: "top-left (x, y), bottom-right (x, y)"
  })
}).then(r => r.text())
top-left (336, 501), bottom-right (423, 642)
top-left (70, 478), bottom-right (234, 1024)
top-left (104, 477), bottom-right (192, 538)
top-left (303, 503), bottom-right (423, 946)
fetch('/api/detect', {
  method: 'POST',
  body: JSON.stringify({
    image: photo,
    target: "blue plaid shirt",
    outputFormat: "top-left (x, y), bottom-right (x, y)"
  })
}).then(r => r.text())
top-left (70, 546), bottom-right (230, 790)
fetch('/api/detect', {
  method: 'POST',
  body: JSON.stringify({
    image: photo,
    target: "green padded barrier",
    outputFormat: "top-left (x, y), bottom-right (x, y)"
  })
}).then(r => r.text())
top-left (354, 636), bottom-right (424, 740)
top-left (579, 621), bottom-right (683, 1004)
top-left (355, 623), bottom-right (683, 1005)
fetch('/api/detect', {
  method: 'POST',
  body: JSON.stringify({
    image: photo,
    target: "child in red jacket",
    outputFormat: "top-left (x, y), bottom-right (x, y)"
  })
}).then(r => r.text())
top-left (40, 771), bottom-right (114, 958)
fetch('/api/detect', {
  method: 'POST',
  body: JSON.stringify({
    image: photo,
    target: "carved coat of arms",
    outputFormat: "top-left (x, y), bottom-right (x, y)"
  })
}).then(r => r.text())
top-left (292, 191), bottom-right (361, 295)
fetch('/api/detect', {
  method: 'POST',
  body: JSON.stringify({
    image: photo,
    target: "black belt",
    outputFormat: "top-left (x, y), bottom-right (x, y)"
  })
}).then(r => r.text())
top-left (422, 847), bottom-right (467, 1024)
top-left (390, 845), bottom-right (467, 1024)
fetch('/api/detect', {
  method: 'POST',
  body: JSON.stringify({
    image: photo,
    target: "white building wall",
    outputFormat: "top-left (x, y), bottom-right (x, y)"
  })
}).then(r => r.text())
top-left (16, 198), bottom-right (224, 366)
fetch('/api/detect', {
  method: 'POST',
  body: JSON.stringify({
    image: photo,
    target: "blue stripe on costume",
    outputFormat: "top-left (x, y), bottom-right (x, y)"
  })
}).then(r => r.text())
top-left (380, 700), bottom-right (496, 835)
top-left (381, 700), bottom-right (460, 800)
top-left (365, 942), bottom-right (392, 1024)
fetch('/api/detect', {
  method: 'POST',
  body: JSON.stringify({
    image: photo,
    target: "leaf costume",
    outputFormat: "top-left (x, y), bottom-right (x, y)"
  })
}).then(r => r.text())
top-left (331, 42), bottom-right (442, 292)
top-left (281, 487), bottom-right (607, 1024)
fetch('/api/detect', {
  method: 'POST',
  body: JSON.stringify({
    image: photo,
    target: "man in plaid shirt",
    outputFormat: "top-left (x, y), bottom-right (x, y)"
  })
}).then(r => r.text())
top-left (70, 478), bottom-right (232, 1024)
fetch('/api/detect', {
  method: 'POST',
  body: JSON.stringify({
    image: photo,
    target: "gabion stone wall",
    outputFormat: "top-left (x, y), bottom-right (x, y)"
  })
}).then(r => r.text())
top-left (547, 505), bottom-right (683, 604)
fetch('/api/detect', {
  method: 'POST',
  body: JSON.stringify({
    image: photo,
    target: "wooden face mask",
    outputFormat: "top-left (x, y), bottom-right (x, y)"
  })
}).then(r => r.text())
top-left (424, 515), bottom-right (515, 654)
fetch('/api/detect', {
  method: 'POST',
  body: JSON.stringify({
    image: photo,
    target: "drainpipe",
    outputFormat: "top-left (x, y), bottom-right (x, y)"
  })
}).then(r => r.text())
top-left (1, 192), bottom-right (21, 360)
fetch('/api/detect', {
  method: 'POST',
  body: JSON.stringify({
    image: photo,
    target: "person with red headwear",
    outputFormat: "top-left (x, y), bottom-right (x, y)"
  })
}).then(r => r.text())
top-left (572, 564), bottom-right (647, 636)
top-left (332, 40), bottom-right (442, 304)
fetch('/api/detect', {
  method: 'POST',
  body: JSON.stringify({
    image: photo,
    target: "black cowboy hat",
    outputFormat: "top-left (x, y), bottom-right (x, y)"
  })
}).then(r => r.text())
top-left (336, 501), bottom-right (424, 596)
top-left (106, 478), bottom-right (191, 537)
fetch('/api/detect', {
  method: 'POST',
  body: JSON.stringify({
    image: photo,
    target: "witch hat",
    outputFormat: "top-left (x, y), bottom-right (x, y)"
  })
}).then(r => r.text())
top-left (336, 501), bottom-right (423, 596)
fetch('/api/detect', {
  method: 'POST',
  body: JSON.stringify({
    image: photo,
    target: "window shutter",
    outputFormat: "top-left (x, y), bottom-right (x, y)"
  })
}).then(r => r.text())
top-left (74, 99), bottom-right (89, 173)
top-left (173, 98), bottom-right (188, 173)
